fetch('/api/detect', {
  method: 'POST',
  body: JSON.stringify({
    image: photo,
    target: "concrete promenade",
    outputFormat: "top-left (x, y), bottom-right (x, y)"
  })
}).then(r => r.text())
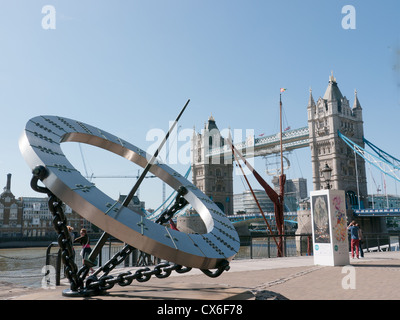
top-left (3, 251), bottom-right (400, 300)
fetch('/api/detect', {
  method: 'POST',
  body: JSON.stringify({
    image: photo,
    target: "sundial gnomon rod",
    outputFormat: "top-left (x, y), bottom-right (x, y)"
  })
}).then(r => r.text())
top-left (88, 99), bottom-right (190, 264)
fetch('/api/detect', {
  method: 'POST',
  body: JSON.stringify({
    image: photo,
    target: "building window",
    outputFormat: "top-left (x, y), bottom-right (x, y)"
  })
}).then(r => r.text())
top-left (347, 191), bottom-right (358, 206)
top-left (10, 204), bottom-right (18, 220)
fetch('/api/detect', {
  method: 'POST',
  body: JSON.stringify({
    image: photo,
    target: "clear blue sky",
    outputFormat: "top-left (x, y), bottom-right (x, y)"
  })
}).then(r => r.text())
top-left (1, 0), bottom-right (400, 210)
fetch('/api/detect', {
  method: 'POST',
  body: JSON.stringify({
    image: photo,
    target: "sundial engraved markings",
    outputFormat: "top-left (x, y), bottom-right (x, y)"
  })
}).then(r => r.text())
top-left (76, 121), bottom-right (93, 135)
top-left (29, 119), bottom-right (63, 138)
top-left (210, 231), bottom-right (236, 253)
top-left (137, 216), bottom-right (148, 235)
top-left (117, 137), bottom-right (125, 147)
top-left (39, 116), bottom-right (70, 133)
top-left (71, 184), bottom-right (94, 193)
top-left (25, 129), bottom-right (59, 145)
top-left (186, 234), bottom-right (207, 257)
top-left (105, 202), bottom-right (120, 215)
top-left (96, 129), bottom-right (110, 141)
top-left (31, 145), bottom-right (65, 157)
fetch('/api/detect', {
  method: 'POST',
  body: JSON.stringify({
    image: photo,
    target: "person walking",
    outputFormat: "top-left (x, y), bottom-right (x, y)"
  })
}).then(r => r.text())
top-left (67, 225), bottom-right (75, 256)
top-left (74, 228), bottom-right (94, 273)
top-left (357, 223), bottom-right (364, 258)
top-left (347, 221), bottom-right (360, 259)
top-left (67, 225), bottom-right (75, 243)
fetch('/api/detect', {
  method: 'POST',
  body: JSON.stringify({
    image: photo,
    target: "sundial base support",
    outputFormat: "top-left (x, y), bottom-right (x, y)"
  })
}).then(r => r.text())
top-left (62, 288), bottom-right (108, 298)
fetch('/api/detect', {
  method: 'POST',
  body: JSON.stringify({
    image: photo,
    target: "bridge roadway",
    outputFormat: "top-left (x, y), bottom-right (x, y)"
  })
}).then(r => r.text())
top-left (4, 251), bottom-right (400, 301)
top-left (207, 126), bottom-right (310, 158)
top-left (354, 208), bottom-right (400, 217)
top-left (228, 212), bottom-right (298, 223)
top-left (232, 208), bottom-right (400, 220)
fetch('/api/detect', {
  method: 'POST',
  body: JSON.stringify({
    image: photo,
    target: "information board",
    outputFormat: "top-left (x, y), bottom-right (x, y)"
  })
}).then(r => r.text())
top-left (311, 189), bottom-right (349, 266)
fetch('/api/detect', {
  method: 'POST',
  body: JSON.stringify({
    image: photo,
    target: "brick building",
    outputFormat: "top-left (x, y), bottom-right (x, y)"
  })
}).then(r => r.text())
top-left (0, 174), bottom-right (23, 237)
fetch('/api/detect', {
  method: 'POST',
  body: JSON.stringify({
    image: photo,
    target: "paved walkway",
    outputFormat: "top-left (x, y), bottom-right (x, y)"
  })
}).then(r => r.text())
top-left (3, 251), bottom-right (400, 300)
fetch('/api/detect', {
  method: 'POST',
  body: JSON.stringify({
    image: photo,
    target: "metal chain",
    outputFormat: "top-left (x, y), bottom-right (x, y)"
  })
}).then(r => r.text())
top-left (91, 243), bottom-right (134, 279)
top-left (30, 165), bottom-right (229, 296)
top-left (85, 262), bottom-right (193, 291)
top-left (155, 186), bottom-right (188, 225)
top-left (31, 166), bottom-right (83, 291)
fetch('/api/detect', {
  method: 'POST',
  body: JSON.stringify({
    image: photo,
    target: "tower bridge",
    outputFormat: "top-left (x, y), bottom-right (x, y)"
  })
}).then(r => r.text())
top-left (192, 73), bottom-right (399, 233)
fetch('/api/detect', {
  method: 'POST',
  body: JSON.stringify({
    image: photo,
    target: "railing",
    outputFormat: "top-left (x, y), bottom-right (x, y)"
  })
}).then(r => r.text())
top-left (46, 238), bottom-right (160, 285)
top-left (361, 233), bottom-right (400, 252)
top-left (235, 232), bottom-right (400, 260)
top-left (235, 233), bottom-right (312, 259)
top-left (45, 242), bottom-right (62, 285)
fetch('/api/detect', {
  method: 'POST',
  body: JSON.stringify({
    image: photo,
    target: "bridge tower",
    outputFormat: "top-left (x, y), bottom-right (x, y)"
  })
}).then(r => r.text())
top-left (307, 73), bottom-right (368, 209)
top-left (191, 115), bottom-right (234, 215)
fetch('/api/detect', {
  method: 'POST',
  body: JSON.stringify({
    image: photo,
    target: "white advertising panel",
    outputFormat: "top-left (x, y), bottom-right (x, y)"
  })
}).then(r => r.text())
top-left (311, 189), bottom-right (349, 266)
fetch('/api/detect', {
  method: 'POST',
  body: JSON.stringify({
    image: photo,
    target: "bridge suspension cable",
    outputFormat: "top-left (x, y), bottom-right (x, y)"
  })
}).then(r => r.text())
top-left (143, 166), bottom-right (192, 221)
top-left (363, 137), bottom-right (400, 170)
top-left (338, 131), bottom-right (400, 183)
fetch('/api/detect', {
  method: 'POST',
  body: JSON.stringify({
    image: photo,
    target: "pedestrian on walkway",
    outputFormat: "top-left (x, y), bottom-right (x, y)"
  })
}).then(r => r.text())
top-left (74, 228), bottom-right (94, 273)
top-left (67, 225), bottom-right (76, 257)
top-left (347, 221), bottom-right (360, 259)
top-left (67, 225), bottom-right (75, 243)
top-left (356, 223), bottom-right (364, 258)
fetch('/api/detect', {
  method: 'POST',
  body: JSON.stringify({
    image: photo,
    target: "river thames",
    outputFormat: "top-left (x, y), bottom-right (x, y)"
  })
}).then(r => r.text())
top-left (0, 247), bottom-right (47, 289)
top-left (0, 244), bottom-right (127, 290)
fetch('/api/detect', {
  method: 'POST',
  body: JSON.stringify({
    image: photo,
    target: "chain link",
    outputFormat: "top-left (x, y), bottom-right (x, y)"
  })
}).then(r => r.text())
top-left (155, 186), bottom-right (188, 225)
top-left (86, 262), bottom-right (193, 291)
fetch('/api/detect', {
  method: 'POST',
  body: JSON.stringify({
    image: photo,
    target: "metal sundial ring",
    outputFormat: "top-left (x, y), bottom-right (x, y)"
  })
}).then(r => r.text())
top-left (19, 116), bottom-right (239, 269)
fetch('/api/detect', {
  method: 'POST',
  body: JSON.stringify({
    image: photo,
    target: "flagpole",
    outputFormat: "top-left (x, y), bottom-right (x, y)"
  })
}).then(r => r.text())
top-left (279, 89), bottom-right (286, 257)
top-left (280, 93), bottom-right (283, 175)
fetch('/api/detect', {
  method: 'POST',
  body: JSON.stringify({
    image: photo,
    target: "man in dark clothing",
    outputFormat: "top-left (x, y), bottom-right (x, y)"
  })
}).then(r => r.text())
top-left (347, 221), bottom-right (360, 258)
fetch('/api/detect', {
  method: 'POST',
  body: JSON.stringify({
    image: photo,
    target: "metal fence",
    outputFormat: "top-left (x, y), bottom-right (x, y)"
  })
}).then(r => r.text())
top-left (361, 233), bottom-right (400, 252)
top-left (46, 239), bottom-right (160, 284)
top-left (235, 233), bottom-right (312, 260)
top-left (235, 232), bottom-right (400, 260)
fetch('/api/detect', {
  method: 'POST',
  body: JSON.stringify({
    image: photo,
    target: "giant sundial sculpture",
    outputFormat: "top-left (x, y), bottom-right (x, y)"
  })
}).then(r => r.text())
top-left (18, 100), bottom-right (240, 297)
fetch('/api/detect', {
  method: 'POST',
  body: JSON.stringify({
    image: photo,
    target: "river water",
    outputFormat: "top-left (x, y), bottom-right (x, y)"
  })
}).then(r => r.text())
top-left (0, 244), bottom-right (127, 289)
top-left (0, 247), bottom-right (48, 289)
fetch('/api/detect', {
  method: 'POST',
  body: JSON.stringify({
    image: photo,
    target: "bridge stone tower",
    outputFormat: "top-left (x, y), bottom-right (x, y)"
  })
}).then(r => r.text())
top-left (307, 73), bottom-right (368, 209)
top-left (191, 115), bottom-right (234, 216)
